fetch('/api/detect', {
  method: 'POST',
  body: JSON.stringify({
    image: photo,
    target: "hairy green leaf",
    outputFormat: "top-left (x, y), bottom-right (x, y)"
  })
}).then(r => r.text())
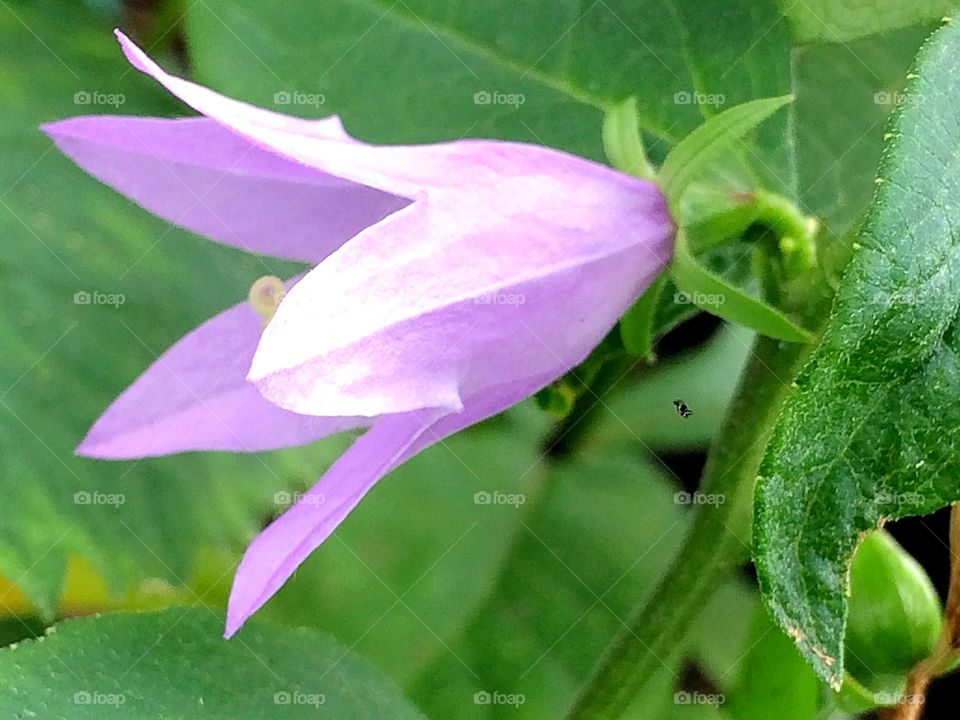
top-left (784, 0), bottom-right (955, 43)
top-left (0, 610), bottom-right (423, 719)
top-left (792, 25), bottom-right (935, 238)
top-left (755, 17), bottom-right (960, 687)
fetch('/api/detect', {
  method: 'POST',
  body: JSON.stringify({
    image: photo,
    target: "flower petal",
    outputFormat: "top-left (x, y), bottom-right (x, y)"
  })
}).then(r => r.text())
top-left (77, 287), bottom-right (369, 459)
top-left (224, 406), bottom-right (448, 637)
top-left (112, 30), bottom-right (415, 198)
top-left (248, 175), bottom-right (673, 417)
top-left (224, 370), bottom-right (555, 636)
top-left (112, 31), bottom-right (661, 202)
top-left (42, 116), bottom-right (408, 263)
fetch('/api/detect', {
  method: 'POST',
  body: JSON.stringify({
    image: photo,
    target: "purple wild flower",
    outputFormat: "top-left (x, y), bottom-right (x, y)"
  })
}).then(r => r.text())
top-left (43, 31), bottom-right (675, 636)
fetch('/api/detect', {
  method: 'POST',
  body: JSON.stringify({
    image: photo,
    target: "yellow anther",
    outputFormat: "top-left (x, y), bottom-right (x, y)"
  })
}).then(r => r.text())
top-left (249, 275), bottom-right (286, 326)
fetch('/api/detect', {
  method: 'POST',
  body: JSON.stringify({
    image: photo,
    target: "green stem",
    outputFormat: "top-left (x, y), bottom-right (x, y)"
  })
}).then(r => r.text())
top-left (565, 333), bottom-right (815, 720)
top-left (543, 353), bottom-right (637, 459)
top-left (752, 188), bottom-right (817, 248)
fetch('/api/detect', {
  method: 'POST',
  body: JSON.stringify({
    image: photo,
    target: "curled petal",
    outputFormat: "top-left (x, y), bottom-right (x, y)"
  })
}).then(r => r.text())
top-left (114, 31), bottom-right (665, 203)
top-left (43, 116), bottom-right (407, 263)
top-left (225, 370), bottom-right (556, 636)
top-left (77, 288), bottom-right (369, 459)
top-left (225, 406), bottom-right (448, 636)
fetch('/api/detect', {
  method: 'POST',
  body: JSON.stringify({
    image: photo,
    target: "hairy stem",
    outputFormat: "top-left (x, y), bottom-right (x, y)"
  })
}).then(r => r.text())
top-left (565, 333), bottom-right (814, 719)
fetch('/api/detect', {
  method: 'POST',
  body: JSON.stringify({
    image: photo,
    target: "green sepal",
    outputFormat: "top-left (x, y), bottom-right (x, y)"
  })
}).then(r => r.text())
top-left (668, 232), bottom-right (813, 343)
top-left (660, 96), bottom-right (794, 209)
top-left (619, 274), bottom-right (667, 360)
top-left (602, 96), bottom-right (656, 181)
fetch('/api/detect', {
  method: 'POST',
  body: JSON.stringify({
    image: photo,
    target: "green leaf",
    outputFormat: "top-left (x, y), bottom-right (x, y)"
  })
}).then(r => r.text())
top-left (725, 606), bottom-right (822, 720)
top-left (659, 96), bottom-right (793, 209)
top-left (792, 25), bottom-right (935, 238)
top-left (185, 0), bottom-right (793, 181)
top-left (647, 240), bottom-right (757, 346)
top-left (669, 233), bottom-right (813, 343)
top-left (602, 97), bottom-right (655, 180)
top-left (755, 17), bottom-right (960, 688)
top-left (0, 609), bottom-right (423, 719)
top-left (783, 0), bottom-right (955, 43)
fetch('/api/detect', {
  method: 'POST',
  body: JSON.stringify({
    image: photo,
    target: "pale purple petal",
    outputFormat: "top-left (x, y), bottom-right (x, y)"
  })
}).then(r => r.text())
top-left (112, 31), bottom-right (415, 198)
top-left (225, 369), bottom-right (556, 636)
top-left (224, 406), bottom-right (448, 636)
top-left (42, 116), bottom-right (408, 263)
top-left (77, 287), bottom-right (369, 459)
top-left (113, 32), bottom-right (646, 201)
top-left (248, 173), bottom-right (672, 417)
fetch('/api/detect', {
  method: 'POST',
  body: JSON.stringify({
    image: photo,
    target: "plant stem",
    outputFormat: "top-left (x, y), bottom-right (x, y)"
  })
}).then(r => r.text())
top-left (543, 353), bottom-right (636, 459)
top-left (565, 333), bottom-right (814, 719)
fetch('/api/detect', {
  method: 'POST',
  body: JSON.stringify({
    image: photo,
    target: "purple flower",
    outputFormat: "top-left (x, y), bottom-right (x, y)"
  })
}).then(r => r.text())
top-left (44, 32), bottom-right (675, 636)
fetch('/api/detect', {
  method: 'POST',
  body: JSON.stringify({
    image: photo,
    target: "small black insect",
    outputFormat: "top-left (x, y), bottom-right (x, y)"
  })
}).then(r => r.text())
top-left (673, 400), bottom-right (692, 419)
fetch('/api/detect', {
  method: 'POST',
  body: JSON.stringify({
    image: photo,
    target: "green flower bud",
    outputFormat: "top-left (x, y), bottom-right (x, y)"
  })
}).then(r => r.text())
top-left (838, 530), bottom-right (942, 710)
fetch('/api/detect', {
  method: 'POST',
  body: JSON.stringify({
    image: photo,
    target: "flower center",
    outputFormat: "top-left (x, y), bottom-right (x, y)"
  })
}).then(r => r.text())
top-left (248, 276), bottom-right (286, 326)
